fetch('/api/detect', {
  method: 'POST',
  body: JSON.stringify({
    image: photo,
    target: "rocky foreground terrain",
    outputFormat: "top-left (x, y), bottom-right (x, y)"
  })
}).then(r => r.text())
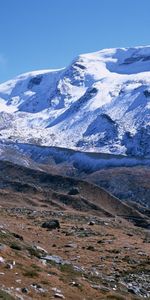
top-left (0, 206), bottom-right (150, 300)
top-left (0, 160), bottom-right (150, 300)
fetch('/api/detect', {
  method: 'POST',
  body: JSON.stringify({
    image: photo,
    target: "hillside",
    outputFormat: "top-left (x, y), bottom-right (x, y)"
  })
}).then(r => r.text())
top-left (0, 160), bottom-right (150, 299)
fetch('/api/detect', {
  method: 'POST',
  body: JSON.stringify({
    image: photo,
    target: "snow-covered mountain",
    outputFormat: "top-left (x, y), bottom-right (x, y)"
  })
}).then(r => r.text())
top-left (1, 46), bottom-right (150, 157)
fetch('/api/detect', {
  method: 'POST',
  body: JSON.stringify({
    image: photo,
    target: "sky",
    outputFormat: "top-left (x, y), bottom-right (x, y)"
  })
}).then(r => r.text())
top-left (0, 0), bottom-right (150, 83)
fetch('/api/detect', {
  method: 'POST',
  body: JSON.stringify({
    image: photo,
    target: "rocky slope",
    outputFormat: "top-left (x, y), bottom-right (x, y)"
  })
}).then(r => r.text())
top-left (0, 159), bottom-right (150, 228)
top-left (1, 141), bottom-right (150, 209)
top-left (1, 206), bottom-right (150, 300)
top-left (0, 160), bottom-right (150, 299)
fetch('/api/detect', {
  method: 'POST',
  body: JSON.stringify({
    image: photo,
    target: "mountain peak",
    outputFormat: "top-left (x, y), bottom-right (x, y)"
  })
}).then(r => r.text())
top-left (0, 45), bottom-right (150, 157)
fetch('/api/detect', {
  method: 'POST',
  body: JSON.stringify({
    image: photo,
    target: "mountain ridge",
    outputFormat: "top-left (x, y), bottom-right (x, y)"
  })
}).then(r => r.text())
top-left (0, 45), bottom-right (150, 156)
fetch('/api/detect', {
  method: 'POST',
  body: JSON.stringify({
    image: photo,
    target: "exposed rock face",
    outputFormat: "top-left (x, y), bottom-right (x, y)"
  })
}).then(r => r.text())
top-left (123, 126), bottom-right (150, 157)
top-left (78, 114), bottom-right (118, 148)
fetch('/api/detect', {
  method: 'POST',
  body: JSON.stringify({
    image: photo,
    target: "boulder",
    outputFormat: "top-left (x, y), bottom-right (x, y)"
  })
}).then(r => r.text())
top-left (41, 219), bottom-right (60, 230)
top-left (68, 187), bottom-right (79, 195)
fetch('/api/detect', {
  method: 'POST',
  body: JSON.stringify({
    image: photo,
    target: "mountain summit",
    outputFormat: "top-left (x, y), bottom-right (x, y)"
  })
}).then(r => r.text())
top-left (0, 46), bottom-right (150, 156)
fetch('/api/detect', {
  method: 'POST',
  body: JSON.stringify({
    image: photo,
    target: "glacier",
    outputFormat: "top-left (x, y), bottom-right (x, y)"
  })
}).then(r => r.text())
top-left (0, 45), bottom-right (150, 157)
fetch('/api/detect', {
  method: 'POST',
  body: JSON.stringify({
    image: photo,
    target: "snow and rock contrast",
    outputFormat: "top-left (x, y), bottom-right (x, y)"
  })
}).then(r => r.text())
top-left (0, 46), bottom-right (150, 157)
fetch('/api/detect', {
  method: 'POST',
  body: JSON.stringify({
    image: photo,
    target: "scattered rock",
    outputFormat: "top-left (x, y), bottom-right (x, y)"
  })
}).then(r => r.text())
top-left (91, 284), bottom-right (110, 292)
top-left (43, 255), bottom-right (70, 265)
top-left (6, 263), bottom-right (14, 269)
top-left (52, 288), bottom-right (65, 298)
top-left (10, 242), bottom-right (22, 251)
top-left (68, 187), bottom-right (79, 195)
top-left (41, 219), bottom-right (60, 230)
top-left (87, 245), bottom-right (95, 251)
top-left (21, 287), bottom-right (29, 294)
top-left (97, 240), bottom-right (104, 244)
top-left (54, 293), bottom-right (65, 299)
top-left (33, 245), bottom-right (48, 255)
top-left (64, 243), bottom-right (77, 249)
top-left (126, 233), bottom-right (133, 237)
top-left (52, 288), bottom-right (62, 293)
top-left (0, 244), bottom-right (7, 252)
top-left (31, 283), bottom-right (47, 293)
top-left (0, 256), bottom-right (5, 263)
top-left (13, 233), bottom-right (24, 241)
top-left (88, 221), bottom-right (95, 226)
top-left (70, 281), bottom-right (81, 287)
top-left (128, 287), bottom-right (137, 294)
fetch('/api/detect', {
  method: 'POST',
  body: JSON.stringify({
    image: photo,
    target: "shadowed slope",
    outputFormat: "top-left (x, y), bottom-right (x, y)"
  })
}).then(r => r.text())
top-left (0, 160), bottom-right (149, 228)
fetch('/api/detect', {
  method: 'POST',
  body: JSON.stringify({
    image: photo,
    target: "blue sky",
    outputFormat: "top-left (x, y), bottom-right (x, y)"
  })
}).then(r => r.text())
top-left (0, 0), bottom-right (150, 83)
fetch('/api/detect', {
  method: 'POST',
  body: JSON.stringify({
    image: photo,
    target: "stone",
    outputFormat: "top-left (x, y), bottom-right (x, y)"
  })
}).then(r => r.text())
top-left (128, 287), bottom-right (137, 294)
top-left (41, 219), bottom-right (60, 230)
top-left (91, 284), bottom-right (110, 292)
top-left (52, 288), bottom-right (62, 293)
top-left (0, 256), bottom-right (5, 263)
top-left (87, 245), bottom-right (95, 251)
top-left (54, 293), bottom-right (65, 299)
top-left (33, 245), bottom-right (48, 255)
top-left (0, 244), bottom-right (7, 252)
top-left (70, 281), bottom-right (81, 287)
top-left (68, 187), bottom-right (79, 195)
top-left (64, 243), bottom-right (77, 249)
top-left (88, 221), bottom-right (95, 226)
top-left (6, 263), bottom-right (13, 269)
top-left (43, 255), bottom-right (70, 266)
top-left (22, 288), bottom-right (29, 294)
top-left (13, 233), bottom-right (24, 241)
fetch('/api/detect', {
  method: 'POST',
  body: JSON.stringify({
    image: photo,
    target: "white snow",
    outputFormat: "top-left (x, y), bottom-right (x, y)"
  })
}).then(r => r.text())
top-left (0, 45), bottom-right (150, 157)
